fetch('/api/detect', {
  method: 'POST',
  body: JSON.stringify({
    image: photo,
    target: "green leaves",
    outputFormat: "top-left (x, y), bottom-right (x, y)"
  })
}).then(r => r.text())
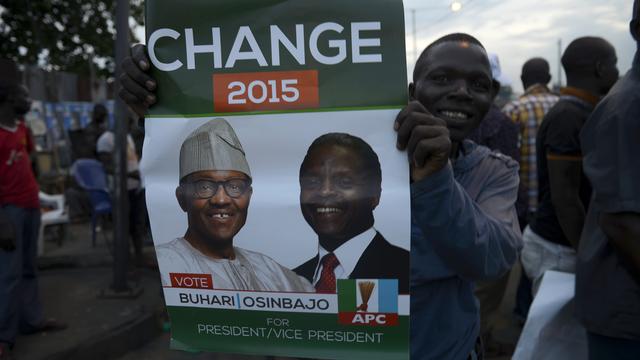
top-left (0, 0), bottom-right (144, 76)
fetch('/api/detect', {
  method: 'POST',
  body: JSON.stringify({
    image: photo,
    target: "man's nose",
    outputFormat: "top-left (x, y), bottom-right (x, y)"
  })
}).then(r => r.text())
top-left (208, 185), bottom-right (231, 205)
top-left (449, 80), bottom-right (472, 99)
top-left (319, 177), bottom-right (336, 196)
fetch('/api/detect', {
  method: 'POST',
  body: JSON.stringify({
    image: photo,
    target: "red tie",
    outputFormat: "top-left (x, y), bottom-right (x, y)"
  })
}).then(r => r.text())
top-left (315, 253), bottom-right (339, 293)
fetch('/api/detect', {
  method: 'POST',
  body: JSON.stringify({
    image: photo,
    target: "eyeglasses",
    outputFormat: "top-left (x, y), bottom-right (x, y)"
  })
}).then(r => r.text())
top-left (184, 179), bottom-right (251, 199)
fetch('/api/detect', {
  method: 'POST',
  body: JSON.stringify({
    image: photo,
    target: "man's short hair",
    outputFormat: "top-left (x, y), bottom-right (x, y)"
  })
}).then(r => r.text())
top-left (521, 58), bottom-right (551, 87)
top-left (522, 58), bottom-right (550, 78)
top-left (300, 133), bottom-right (382, 190)
top-left (92, 104), bottom-right (107, 121)
top-left (561, 37), bottom-right (615, 75)
top-left (413, 33), bottom-right (486, 82)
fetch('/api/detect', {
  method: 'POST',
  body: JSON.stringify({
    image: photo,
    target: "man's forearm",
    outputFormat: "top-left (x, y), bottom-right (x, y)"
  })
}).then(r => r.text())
top-left (600, 212), bottom-right (640, 284)
top-left (411, 164), bottom-right (521, 281)
top-left (554, 199), bottom-right (585, 249)
top-left (548, 158), bottom-right (584, 248)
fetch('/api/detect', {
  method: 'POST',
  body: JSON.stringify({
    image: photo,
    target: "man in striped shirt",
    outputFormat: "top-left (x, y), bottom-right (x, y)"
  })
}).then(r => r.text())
top-left (503, 59), bottom-right (558, 228)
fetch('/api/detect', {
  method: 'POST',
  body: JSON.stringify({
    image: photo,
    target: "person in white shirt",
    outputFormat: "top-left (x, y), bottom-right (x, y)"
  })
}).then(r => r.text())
top-left (96, 120), bottom-right (146, 264)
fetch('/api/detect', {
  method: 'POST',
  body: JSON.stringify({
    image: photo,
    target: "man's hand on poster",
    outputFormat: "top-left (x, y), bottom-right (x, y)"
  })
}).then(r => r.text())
top-left (0, 213), bottom-right (16, 251)
top-left (119, 44), bottom-right (157, 118)
top-left (395, 100), bottom-right (451, 182)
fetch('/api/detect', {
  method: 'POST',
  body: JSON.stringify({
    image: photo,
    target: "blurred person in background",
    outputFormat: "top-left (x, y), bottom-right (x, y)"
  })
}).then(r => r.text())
top-left (503, 56), bottom-right (559, 321)
top-left (575, 2), bottom-right (640, 358)
top-left (470, 52), bottom-right (520, 352)
top-left (97, 114), bottom-right (146, 265)
top-left (468, 53), bottom-right (519, 161)
top-left (68, 103), bottom-right (108, 160)
top-left (66, 104), bottom-right (110, 222)
top-left (0, 59), bottom-right (66, 360)
top-left (84, 104), bottom-right (109, 157)
top-left (503, 57), bottom-right (559, 229)
top-left (522, 37), bottom-right (619, 293)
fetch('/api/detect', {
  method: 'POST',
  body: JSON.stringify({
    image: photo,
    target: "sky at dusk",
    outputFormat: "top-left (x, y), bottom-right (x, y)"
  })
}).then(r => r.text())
top-left (132, 0), bottom-right (635, 94)
top-left (404, 0), bottom-right (635, 93)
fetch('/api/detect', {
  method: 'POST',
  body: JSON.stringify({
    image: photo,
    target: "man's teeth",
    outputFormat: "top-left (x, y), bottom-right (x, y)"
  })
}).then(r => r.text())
top-left (211, 214), bottom-right (231, 219)
top-left (441, 110), bottom-right (469, 120)
top-left (317, 207), bottom-right (341, 214)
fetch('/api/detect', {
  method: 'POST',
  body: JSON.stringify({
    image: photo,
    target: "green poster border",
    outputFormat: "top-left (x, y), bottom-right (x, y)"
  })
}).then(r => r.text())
top-left (166, 306), bottom-right (409, 360)
top-left (145, 105), bottom-right (404, 119)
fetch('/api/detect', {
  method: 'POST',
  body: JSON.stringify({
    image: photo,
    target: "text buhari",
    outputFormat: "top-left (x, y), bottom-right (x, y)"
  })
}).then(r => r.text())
top-left (148, 22), bottom-right (383, 71)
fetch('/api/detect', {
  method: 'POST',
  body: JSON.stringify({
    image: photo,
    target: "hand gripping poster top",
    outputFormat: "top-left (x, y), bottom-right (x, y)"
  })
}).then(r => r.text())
top-left (142, 0), bottom-right (410, 358)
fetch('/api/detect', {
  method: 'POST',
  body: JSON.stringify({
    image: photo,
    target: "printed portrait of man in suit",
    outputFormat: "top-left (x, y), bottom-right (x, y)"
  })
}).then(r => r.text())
top-left (294, 132), bottom-right (410, 293)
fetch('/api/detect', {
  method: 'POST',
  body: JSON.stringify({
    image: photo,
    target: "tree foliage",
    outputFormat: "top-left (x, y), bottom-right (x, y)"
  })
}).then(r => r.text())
top-left (0, 0), bottom-right (144, 76)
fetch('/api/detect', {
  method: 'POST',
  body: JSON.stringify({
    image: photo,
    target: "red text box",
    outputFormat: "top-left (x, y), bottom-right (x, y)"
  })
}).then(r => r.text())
top-left (170, 273), bottom-right (213, 290)
top-left (213, 70), bottom-right (319, 113)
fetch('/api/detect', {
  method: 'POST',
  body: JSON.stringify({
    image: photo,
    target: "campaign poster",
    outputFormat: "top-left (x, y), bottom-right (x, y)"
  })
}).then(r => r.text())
top-left (142, 0), bottom-right (410, 358)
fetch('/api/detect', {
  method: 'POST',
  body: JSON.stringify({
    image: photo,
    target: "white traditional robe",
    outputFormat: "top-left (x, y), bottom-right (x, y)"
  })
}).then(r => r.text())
top-left (156, 238), bottom-right (313, 292)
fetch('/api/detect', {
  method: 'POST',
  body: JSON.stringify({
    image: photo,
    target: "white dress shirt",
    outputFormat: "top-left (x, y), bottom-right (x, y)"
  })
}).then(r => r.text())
top-left (312, 227), bottom-right (377, 286)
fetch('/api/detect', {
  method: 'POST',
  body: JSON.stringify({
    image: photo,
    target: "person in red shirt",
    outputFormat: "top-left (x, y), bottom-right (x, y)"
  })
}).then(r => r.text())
top-left (0, 59), bottom-right (65, 360)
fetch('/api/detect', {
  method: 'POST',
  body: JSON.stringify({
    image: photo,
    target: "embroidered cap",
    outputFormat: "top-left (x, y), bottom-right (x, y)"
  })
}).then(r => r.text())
top-left (179, 118), bottom-right (251, 180)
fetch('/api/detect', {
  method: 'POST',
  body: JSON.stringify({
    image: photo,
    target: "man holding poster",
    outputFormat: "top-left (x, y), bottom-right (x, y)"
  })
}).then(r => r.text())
top-left (120, 25), bottom-right (522, 360)
top-left (295, 133), bottom-right (410, 294)
top-left (157, 118), bottom-right (313, 292)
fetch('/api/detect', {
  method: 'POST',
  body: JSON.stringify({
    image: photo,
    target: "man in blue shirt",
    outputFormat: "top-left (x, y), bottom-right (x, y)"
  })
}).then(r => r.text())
top-left (396, 33), bottom-right (522, 359)
top-left (120, 32), bottom-right (522, 360)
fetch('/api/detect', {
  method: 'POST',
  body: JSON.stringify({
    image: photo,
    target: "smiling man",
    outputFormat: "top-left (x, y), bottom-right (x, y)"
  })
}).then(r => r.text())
top-left (155, 119), bottom-right (313, 292)
top-left (118, 32), bottom-right (520, 359)
top-left (395, 33), bottom-right (522, 359)
top-left (294, 133), bottom-right (409, 294)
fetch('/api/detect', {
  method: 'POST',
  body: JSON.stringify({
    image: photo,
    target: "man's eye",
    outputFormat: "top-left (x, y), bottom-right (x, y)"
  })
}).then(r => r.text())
top-left (301, 177), bottom-right (320, 188)
top-left (198, 182), bottom-right (214, 191)
top-left (430, 74), bottom-right (448, 83)
top-left (336, 177), bottom-right (354, 188)
top-left (472, 79), bottom-right (490, 91)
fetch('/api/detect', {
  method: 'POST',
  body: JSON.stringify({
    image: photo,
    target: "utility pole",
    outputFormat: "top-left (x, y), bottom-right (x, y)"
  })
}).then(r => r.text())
top-left (412, 8), bottom-right (417, 63)
top-left (112, 0), bottom-right (130, 293)
top-left (557, 38), bottom-right (562, 89)
top-left (102, 0), bottom-right (141, 298)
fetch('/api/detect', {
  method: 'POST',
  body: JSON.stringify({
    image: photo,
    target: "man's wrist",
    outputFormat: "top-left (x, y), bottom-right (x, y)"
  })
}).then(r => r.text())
top-left (411, 161), bottom-right (452, 199)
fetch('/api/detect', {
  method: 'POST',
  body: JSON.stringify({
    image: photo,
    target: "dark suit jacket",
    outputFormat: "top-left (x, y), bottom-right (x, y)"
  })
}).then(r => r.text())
top-left (294, 232), bottom-right (410, 294)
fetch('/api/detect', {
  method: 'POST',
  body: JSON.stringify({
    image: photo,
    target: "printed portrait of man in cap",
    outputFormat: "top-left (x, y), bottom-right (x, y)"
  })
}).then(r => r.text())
top-left (293, 133), bottom-right (410, 294)
top-left (155, 118), bottom-right (313, 292)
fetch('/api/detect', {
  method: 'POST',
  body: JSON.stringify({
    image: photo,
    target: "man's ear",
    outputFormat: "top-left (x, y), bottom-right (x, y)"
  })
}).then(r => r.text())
top-left (369, 186), bottom-right (381, 210)
top-left (176, 186), bottom-right (188, 212)
top-left (595, 60), bottom-right (606, 79)
top-left (408, 82), bottom-right (416, 100)
top-left (371, 195), bottom-right (380, 210)
top-left (631, 19), bottom-right (640, 42)
top-left (490, 79), bottom-right (500, 101)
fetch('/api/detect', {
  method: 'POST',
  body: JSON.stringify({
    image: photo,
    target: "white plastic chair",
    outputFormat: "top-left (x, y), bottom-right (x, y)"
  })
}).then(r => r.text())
top-left (38, 191), bottom-right (70, 256)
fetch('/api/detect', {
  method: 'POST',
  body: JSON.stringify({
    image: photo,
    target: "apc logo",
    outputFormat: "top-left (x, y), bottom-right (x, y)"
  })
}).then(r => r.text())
top-left (337, 279), bottom-right (398, 326)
